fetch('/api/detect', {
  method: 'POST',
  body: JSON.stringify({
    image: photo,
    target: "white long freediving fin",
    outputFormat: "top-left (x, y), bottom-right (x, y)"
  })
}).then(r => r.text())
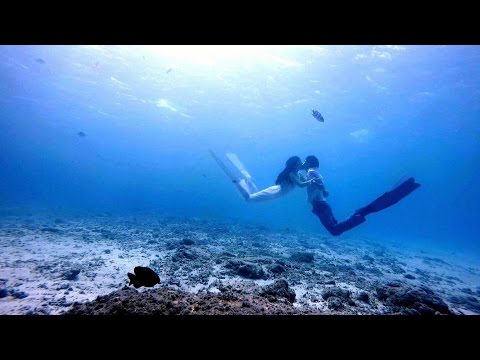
top-left (209, 149), bottom-right (238, 182)
top-left (225, 152), bottom-right (258, 193)
top-left (225, 152), bottom-right (252, 180)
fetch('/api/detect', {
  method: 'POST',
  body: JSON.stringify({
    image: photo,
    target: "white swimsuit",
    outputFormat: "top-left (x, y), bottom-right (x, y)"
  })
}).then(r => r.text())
top-left (236, 179), bottom-right (294, 203)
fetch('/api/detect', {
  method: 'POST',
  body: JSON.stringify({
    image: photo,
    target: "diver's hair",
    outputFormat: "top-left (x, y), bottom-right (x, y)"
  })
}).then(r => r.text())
top-left (275, 156), bottom-right (301, 185)
top-left (305, 155), bottom-right (319, 168)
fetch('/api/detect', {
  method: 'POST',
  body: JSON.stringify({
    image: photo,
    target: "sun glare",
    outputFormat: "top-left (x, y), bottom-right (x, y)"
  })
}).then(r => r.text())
top-left (144, 45), bottom-right (306, 67)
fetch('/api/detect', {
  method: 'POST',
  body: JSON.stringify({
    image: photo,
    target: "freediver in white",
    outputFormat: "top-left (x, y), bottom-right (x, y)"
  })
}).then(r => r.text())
top-left (210, 151), bottom-right (312, 203)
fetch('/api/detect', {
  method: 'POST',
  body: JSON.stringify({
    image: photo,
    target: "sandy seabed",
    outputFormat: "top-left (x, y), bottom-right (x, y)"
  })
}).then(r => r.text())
top-left (1, 212), bottom-right (479, 315)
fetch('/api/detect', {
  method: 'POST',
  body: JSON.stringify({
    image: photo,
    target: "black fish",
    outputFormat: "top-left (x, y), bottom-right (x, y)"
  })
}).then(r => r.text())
top-left (78, 131), bottom-right (86, 137)
top-left (35, 58), bottom-right (46, 64)
top-left (127, 266), bottom-right (160, 288)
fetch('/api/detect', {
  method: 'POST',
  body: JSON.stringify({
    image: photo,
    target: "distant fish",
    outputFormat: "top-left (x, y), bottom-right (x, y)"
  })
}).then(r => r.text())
top-left (35, 58), bottom-right (46, 64)
top-left (77, 131), bottom-right (86, 137)
top-left (202, 174), bottom-right (207, 178)
top-left (127, 266), bottom-right (160, 288)
top-left (166, 68), bottom-right (173, 74)
top-left (312, 109), bottom-right (324, 122)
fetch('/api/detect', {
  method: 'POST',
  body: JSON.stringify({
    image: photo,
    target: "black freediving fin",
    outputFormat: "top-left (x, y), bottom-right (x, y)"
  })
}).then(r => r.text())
top-left (356, 177), bottom-right (421, 216)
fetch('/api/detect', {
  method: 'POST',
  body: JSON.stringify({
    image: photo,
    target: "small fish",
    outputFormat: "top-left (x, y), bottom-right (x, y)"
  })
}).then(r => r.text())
top-left (35, 58), bottom-right (46, 64)
top-left (202, 174), bottom-right (207, 178)
top-left (312, 109), bottom-right (324, 122)
top-left (77, 131), bottom-right (86, 137)
top-left (127, 266), bottom-right (160, 288)
top-left (166, 68), bottom-right (173, 74)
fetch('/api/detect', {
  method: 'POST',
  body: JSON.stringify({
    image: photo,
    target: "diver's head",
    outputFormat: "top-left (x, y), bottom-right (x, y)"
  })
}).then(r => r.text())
top-left (275, 156), bottom-right (301, 185)
top-left (285, 156), bottom-right (302, 172)
top-left (303, 155), bottom-right (319, 169)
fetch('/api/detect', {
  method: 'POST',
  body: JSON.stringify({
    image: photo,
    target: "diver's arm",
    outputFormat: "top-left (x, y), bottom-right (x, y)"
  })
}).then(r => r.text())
top-left (319, 176), bottom-right (329, 197)
top-left (323, 186), bottom-right (329, 197)
top-left (289, 173), bottom-right (312, 188)
top-left (298, 172), bottom-right (307, 182)
top-left (316, 181), bottom-right (329, 197)
top-left (310, 175), bottom-right (329, 197)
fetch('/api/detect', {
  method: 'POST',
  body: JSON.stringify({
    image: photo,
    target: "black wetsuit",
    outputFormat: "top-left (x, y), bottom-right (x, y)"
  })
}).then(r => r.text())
top-left (311, 200), bottom-right (366, 236)
top-left (309, 176), bottom-right (421, 237)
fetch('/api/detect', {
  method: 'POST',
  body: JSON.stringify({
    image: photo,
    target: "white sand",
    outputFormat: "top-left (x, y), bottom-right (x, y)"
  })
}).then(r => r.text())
top-left (1, 214), bottom-right (479, 315)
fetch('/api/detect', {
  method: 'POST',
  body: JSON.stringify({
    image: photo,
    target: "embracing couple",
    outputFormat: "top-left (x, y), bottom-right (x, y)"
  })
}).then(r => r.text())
top-left (211, 151), bottom-right (421, 237)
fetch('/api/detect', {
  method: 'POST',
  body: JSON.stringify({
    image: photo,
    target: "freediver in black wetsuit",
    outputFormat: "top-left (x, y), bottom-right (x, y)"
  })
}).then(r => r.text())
top-left (301, 155), bottom-right (421, 236)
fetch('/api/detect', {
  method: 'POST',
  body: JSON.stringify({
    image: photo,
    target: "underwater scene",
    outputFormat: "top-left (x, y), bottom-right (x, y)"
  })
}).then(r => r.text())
top-left (0, 45), bottom-right (479, 314)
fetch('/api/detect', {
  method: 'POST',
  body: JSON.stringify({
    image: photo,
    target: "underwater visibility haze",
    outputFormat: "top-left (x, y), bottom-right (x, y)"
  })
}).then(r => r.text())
top-left (0, 45), bottom-right (479, 315)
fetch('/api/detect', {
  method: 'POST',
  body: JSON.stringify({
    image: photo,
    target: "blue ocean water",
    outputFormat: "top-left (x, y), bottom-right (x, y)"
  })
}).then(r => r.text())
top-left (0, 45), bottom-right (478, 256)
